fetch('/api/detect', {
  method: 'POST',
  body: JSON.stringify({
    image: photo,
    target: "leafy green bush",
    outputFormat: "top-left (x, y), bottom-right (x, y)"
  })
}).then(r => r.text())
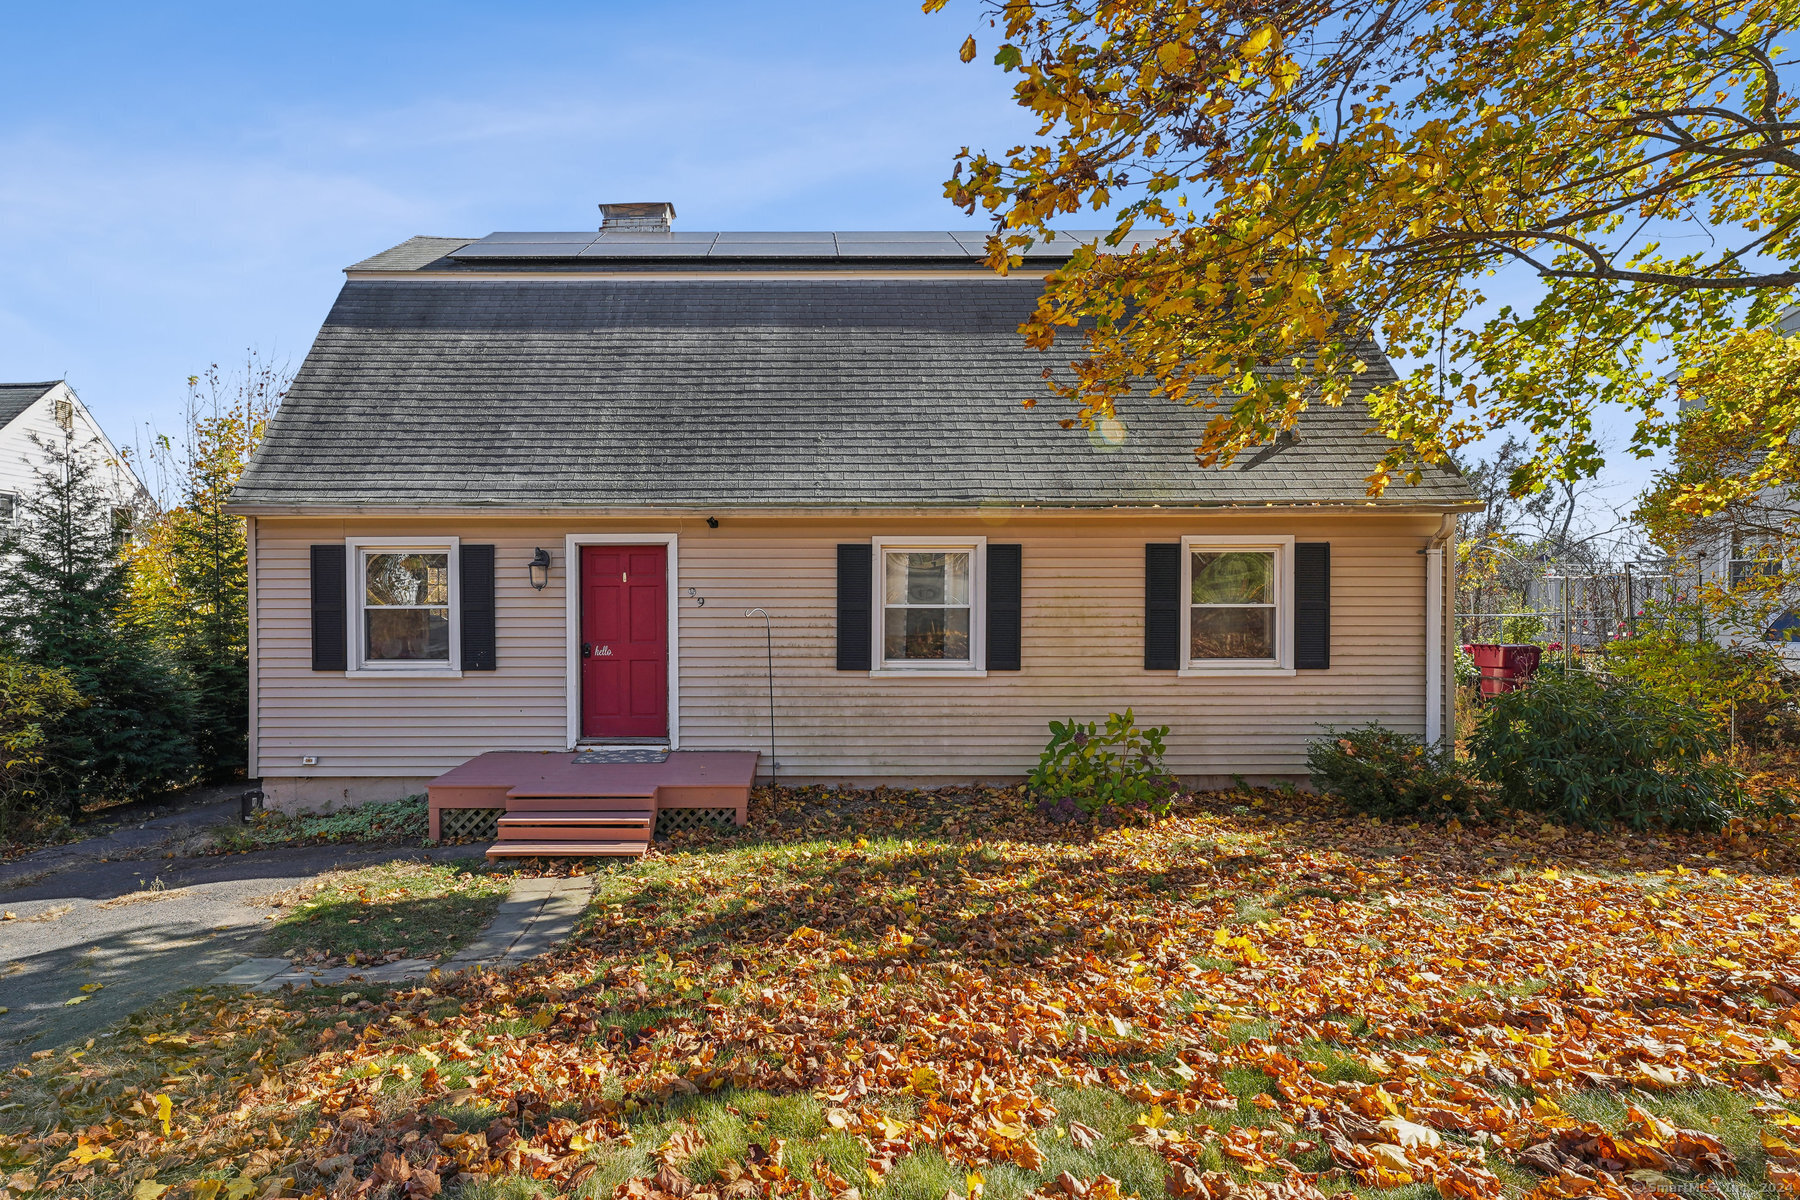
top-left (1500, 613), bottom-right (1547, 644)
top-left (1602, 626), bottom-right (1799, 746)
top-left (211, 794), bottom-right (429, 852)
top-left (1467, 670), bottom-right (1744, 829)
top-left (1307, 723), bottom-right (1486, 821)
top-left (1029, 709), bottom-right (1178, 820)
top-left (0, 655), bottom-right (85, 839)
top-left (1453, 644), bottom-right (1480, 687)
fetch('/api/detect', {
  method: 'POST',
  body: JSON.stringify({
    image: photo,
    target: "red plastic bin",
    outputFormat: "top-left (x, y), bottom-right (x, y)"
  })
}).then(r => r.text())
top-left (1468, 643), bottom-right (1541, 699)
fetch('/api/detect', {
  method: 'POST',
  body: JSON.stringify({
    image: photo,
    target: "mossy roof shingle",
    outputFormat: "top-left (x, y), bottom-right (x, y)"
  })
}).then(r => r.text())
top-left (230, 275), bottom-right (1475, 511)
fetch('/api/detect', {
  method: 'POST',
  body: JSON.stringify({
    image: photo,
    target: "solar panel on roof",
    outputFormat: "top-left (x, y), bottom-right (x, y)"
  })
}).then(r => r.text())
top-left (833, 241), bottom-right (977, 257)
top-left (707, 231), bottom-right (833, 243)
top-left (708, 242), bottom-right (842, 257)
top-left (430, 228), bottom-right (1145, 266)
top-left (576, 243), bottom-right (715, 257)
top-left (448, 242), bottom-right (595, 259)
top-left (833, 231), bottom-right (962, 243)
top-left (1044, 229), bottom-right (1165, 253)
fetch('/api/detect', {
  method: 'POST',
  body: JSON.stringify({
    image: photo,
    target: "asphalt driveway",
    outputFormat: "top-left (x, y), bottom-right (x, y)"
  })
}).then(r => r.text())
top-left (0, 839), bottom-right (471, 1067)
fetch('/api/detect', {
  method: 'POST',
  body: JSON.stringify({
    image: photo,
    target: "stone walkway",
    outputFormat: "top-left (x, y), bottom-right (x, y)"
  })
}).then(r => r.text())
top-left (206, 874), bottom-right (597, 992)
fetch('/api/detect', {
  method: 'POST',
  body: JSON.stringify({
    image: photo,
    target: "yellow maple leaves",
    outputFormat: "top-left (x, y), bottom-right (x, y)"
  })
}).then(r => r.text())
top-left (932, 0), bottom-right (1800, 502)
top-left (1213, 927), bottom-right (1269, 965)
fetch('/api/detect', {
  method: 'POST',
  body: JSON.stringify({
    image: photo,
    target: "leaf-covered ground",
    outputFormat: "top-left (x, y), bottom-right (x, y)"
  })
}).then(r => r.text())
top-left (4, 785), bottom-right (1800, 1200)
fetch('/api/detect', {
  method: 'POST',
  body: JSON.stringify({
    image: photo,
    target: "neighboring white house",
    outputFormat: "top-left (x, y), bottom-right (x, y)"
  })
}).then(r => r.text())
top-left (1674, 306), bottom-right (1800, 656)
top-left (0, 380), bottom-right (149, 531)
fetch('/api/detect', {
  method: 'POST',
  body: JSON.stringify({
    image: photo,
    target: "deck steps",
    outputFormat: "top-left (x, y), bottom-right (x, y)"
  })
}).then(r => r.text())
top-left (498, 814), bottom-right (652, 840)
top-left (488, 802), bottom-right (652, 859)
top-left (499, 810), bottom-right (653, 829)
top-left (486, 839), bottom-right (646, 859)
top-left (428, 750), bottom-right (759, 858)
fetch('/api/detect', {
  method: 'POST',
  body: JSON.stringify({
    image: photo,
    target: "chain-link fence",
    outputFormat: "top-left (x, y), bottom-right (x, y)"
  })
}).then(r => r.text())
top-left (1457, 561), bottom-right (1686, 650)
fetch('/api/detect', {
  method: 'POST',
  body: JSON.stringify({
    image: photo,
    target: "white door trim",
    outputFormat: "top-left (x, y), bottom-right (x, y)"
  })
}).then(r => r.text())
top-left (564, 533), bottom-right (680, 750)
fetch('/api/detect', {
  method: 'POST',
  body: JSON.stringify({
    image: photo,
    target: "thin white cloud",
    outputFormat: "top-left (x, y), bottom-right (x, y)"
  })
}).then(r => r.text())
top-left (0, 11), bottom-right (1033, 436)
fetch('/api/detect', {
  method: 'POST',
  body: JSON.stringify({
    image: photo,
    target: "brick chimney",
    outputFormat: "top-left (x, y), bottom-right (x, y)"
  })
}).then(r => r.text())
top-left (599, 202), bottom-right (676, 233)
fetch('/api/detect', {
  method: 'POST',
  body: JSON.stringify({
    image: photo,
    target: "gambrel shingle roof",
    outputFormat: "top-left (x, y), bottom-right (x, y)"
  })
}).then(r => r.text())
top-left (228, 238), bottom-right (1476, 512)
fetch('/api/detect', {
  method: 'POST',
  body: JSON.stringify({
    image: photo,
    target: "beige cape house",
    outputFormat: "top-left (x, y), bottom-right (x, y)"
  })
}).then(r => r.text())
top-left (228, 202), bottom-right (1476, 855)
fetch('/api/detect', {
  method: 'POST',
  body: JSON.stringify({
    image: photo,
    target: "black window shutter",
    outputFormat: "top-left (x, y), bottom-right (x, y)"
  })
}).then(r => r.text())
top-left (1144, 543), bottom-right (1181, 670)
top-left (310, 544), bottom-right (347, 671)
top-left (986, 543), bottom-right (1022, 671)
top-left (460, 544), bottom-right (497, 671)
top-left (1294, 542), bottom-right (1331, 670)
top-left (836, 543), bottom-right (873, 671)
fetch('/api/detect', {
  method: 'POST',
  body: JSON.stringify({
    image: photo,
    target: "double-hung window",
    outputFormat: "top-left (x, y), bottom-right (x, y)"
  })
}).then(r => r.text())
top-left (347, 538), bottom-right (460, 674)
top-left (1729, 534), bottom-right (1783, 590)
top-left (872, 537), bottom-right (985, 673)
top-left (1181, 536), bottom-right (1293, 673)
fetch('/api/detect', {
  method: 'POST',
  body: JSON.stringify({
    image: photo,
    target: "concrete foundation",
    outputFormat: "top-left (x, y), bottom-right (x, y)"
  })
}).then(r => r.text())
top-left (260, 776), bottom-right (437, 814)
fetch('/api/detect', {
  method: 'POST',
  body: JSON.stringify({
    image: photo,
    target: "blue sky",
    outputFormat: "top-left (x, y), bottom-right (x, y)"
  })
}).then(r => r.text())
top-left (2, 1), bottom-right (1033, 444)
top-left (0, 0), bottom-right (1661, 530)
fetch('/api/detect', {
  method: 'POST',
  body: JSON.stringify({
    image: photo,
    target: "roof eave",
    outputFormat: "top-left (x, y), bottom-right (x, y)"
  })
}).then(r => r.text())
top-left (227, 498), bottom-right (1484, 518)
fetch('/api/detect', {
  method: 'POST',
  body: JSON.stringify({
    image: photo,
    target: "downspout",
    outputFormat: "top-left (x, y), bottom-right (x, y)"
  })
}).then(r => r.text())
top-left (1424, 516), bottom-right (1455, 745)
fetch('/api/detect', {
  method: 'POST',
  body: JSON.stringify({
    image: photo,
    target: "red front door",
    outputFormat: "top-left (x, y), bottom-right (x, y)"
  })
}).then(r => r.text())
top-left (580, 545), bottom-right (668, 740)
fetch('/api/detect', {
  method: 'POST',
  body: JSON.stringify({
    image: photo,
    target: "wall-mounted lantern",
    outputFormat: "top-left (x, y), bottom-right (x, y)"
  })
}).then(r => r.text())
top-left (528, 547), bottom-right (552, 591)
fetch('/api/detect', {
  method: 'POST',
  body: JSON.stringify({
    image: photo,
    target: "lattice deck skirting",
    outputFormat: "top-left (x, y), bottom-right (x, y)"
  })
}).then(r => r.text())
top-left (439, 807), bottom-right (502, 841)
top-left (655, 807), bottom-right (738, 837)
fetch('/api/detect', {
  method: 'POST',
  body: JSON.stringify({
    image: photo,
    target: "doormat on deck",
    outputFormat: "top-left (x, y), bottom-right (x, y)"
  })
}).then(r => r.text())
top-left (572, 747), bottom-right (670, 765)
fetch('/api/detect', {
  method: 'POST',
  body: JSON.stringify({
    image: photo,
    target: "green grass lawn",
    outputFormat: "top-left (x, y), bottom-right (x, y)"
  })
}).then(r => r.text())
top-left (4, 784), bottom-right (1800, 1200)
top-left (262, 858), bottom-right (512, 966)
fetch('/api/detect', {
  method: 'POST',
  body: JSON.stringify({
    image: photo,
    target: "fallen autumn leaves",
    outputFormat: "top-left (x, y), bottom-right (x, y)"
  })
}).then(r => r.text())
top-left (3, 785), bottom-right (1799, 1200)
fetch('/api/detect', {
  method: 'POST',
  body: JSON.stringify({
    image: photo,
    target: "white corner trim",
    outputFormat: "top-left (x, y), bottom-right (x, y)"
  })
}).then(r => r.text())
top-left (345, 536), bottom-right (462, 674)
top-left (1426, 545), bottom-right (1445, 744)
top-left (1179, 534), bottom-right (1295, 673)
top-left (563, 533), bottom-right (680, 751)
top-left (870, 535), bottom-right (987, 673)
top-left (245, 515), bottom-right (259, 778)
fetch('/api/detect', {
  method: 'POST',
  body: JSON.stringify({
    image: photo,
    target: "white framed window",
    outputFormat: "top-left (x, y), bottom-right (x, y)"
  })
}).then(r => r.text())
top-left (346, 537), bottom-right (461, 676)
top-left (0, 493), bottom-right (16, 528)
top-left (1729, 533), bottom-right (1784, 590)
top-left (1180, 535), bottom-right (1294, 675)
top-left (871, 536), bottom-right (986, 675)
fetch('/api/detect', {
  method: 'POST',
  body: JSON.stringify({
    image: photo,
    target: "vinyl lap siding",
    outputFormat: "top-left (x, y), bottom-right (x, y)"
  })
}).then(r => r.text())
top-left (254, 521), bottom-right (572, 777)
top-left (251, 514), bottom-right (1439, 786)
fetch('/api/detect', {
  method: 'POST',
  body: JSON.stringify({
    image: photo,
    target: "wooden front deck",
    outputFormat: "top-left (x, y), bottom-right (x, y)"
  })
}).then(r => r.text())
top-left (428, 750), bottom-right (758, 859)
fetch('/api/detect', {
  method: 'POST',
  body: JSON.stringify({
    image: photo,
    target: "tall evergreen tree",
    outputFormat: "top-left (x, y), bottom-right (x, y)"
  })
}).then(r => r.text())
top-left (0, 428), bottom-right (195, 813)
top-left (128, 357), bottom-right (283, 779)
